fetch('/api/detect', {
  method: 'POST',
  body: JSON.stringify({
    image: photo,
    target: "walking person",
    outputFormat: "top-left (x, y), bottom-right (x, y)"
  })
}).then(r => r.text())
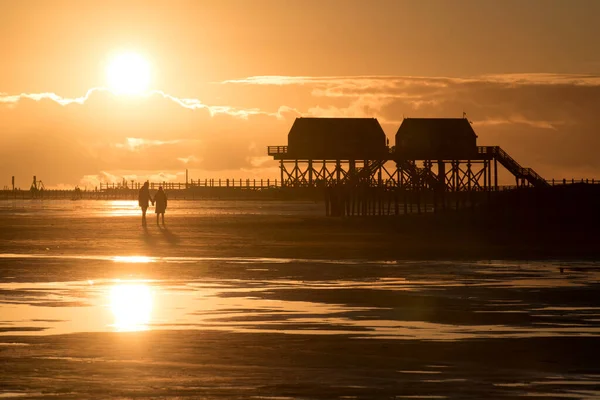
top-left (138, 181), bottom-right (154, 226)
top-left (154, 186), bottom-right (167, 226)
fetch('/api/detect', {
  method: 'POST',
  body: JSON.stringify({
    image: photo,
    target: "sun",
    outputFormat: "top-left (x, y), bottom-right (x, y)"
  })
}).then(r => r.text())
top-left (106, 53), bottom-right (151, 95)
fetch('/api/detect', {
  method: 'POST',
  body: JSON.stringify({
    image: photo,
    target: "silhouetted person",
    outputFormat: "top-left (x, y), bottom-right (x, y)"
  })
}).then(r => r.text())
top-left (154, 186), bottom-right (167, 226)
top-left (138, 181), bottom-right (153, 226)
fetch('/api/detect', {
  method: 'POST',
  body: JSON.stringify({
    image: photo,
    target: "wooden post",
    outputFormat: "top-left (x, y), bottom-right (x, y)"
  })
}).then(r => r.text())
top-left (494, 158), bottom-right (498, 191)
top-left (487, 160), bottom-right (491, 191)
top-left (372, 190), bottom-right (377, 216)
top-left (482, 160), bottom-right (487, 191)
top-left (386, 191), bottom-right (391, 215)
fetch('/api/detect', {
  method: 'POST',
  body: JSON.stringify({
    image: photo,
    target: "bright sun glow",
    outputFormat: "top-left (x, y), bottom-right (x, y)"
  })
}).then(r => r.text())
top-left (110, 283), bottom-right (153, 331)
top-left (105, 200), bottom-right (140, 217)
top-left (106, 53), bottom-right (150, 95)
top-left (112, 255), bottom-right (155, 263)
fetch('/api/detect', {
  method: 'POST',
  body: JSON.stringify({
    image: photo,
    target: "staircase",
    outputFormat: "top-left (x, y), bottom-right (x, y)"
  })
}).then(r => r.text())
top-left (347, 160), bottom-right (387, 185)
top-left (397, 160), bottom-right (440, 189)
top-left (491, 146), bottom-right (549, 187)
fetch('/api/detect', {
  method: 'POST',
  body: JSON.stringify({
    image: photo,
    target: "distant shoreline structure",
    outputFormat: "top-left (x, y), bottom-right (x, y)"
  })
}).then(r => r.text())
top-left (1, 178), bottom-right (599, 215)
top-left (0, 179), bottom-right (288, 201)
top-left (3, 175), bottom-right (599, 195)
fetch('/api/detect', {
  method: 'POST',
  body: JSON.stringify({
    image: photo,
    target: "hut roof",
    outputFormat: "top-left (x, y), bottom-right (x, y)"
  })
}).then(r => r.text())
top-left (395, 118), bottom-right (478, 139)
top-left (288, 118), bottom-right (386, 140)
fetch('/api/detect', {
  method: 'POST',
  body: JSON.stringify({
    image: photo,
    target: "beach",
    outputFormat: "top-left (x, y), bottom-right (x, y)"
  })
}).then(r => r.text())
top-left (0, 200), bottom-right (599, 399)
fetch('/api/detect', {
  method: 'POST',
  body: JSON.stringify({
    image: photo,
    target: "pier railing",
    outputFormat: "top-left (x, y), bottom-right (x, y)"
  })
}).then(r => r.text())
top-left (1, 177), bottom-right (599, 201)
top-left (98, 178), bottom-right (282, 191)
top-left (267, 146), bottom-right (288, 156)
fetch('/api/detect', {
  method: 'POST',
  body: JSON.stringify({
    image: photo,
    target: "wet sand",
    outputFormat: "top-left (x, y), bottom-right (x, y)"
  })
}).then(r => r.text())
top-left (1, 199), bottom-right (599, 260)
top-left (0, 200), bottom-right (599, 398)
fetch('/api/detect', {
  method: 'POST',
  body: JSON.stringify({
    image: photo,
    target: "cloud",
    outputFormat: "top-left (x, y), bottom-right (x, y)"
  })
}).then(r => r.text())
top-left (0, 88), bottom-right (101, 106)
top-left (221, 73), bottom-right (600, 88)
top-left (2, 72), bottom-right (600, 187)
top-left (115, 137), bottom-right (188, 151)
top-left (472, 116), bottom-right (562, 130)
top-left (221, 73), bottom-right (600, 179)
top-left (247, 156), bottom-right (272, 168)
top-left (0, 88), bottom-right (290, 187)
top-left (177, 155), bottom-right (202, 165)
top-left (0, 87), bottom-right (275, 118)
top-left (477, 73), bottom-right (600, 86)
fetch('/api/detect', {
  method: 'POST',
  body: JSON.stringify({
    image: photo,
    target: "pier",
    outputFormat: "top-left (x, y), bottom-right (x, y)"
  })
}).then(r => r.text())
top-left (2, 117), bottom-right (599, 213)
top-left (267, 117), bottom-right (600, 217)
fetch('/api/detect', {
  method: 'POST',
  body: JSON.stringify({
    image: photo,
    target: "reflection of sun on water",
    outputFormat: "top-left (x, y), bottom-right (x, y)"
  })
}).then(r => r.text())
top-left (107, 200), bottom-right (139, 217)
top-left (110, 283), bottom-right (153, 331)
top-left (112, 255), bottom-right (155, 263)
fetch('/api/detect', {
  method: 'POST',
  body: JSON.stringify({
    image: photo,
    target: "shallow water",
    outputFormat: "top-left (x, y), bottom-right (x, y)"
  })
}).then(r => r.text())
top-left (1, 254), bottom-right (599, 341)
top-left (1, 203), bottom-right (599, 398)
top-left (0, 199), bottom-right (323, 217)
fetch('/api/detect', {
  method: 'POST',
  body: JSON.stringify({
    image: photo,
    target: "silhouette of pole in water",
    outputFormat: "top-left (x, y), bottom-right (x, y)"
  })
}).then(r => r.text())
top-left (29, 176), bottom-right (45, 199)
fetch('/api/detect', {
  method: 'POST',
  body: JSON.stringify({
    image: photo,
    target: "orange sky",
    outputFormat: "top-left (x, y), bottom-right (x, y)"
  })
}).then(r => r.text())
top-left (1, 0), bottom-right (599, 187)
